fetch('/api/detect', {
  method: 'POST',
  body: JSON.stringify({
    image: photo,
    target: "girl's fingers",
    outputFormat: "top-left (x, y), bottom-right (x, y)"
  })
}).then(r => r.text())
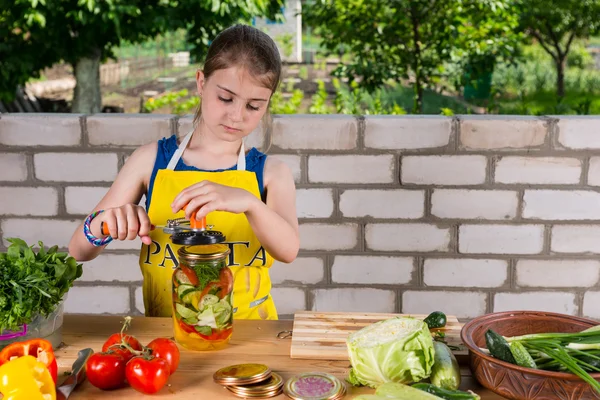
top-left (137, 207), bottom-right (152, 237)
top-left (114, 207), bottom-right (128, 240)
top-left (126, 205), bottom-right (139, 240)
top-left (104, 211), bottom-right (118, 239)
top-left (184, 194), bottom-right (217, 220)
top-left (172, 181), bottom-right (211, 212)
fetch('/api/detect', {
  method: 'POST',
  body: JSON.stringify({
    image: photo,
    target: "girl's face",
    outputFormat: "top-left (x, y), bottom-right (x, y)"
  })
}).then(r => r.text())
top-left (196, 66), bottom-right (273, 142)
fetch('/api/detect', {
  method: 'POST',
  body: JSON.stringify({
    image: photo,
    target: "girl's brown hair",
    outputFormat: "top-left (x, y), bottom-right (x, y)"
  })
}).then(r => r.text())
top-left (193, 24), bottom-right (282, 151)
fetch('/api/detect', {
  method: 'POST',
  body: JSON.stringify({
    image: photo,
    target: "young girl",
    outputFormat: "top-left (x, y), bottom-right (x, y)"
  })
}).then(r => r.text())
top-left (68, 24), bottom-right (300, 321)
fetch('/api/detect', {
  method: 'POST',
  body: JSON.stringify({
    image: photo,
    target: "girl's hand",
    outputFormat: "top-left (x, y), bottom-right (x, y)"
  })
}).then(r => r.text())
top-left (171, 181), bottom-right (257, 221)
top-left (97, 204), bottom-right (153, 245)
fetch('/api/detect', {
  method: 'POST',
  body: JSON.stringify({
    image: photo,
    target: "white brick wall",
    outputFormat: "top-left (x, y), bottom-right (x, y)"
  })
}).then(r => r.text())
top-left (423, 259), bottom-right (508, 288)
top-left (364, 116), bottom-right (451, 149)
top-left (0, 153), bottom-right (28, 181)
top-left (431, 189), bottom-right (517, 220)
top-left (402, 291), bottom-right (487, 319)
top-left (516, 260), bottom-right (600, 287)
top-left (331, 255), bottom-right (414, 284)
top-left (309, 155), bottom-right (394, 183)
top-left (299, 223), bottom-right (358, 250)
top-left (340, 189), bottom-right (424, 219)
top-left (460, 116), bottom-right (547, 150)
top-left (273, 115), bottom-right (357, 150)
top-left (34, 153), bottom-right (118, 182)
top-left (0, 187), bottom-right (58, 216)
top-left (296, 189), bottom-right (334, 218)
top-left (312, 288), bottom-right (395, 313)
top-left (551, 225), bottom-right (600, 254)
top-left (459, 224), bottom-right (544, 254)
top-left (495, 157), bottom-right (581, 184)
top-left (523, 190), bottom-right (600, 220)
top-left (402, 156), bottom-right (486, 185)
top-left (366, 223), bottom-right (451, 252)
top-left (2, 114), bottom-right (600, 321)
top-left (0, 114), bottom-right (81, 146)
top-left (494, 292), bottom-right (577, 315)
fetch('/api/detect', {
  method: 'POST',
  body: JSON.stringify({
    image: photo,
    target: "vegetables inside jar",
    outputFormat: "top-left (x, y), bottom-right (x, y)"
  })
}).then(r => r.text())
top-left (172, 244), bottom-right (233, 351)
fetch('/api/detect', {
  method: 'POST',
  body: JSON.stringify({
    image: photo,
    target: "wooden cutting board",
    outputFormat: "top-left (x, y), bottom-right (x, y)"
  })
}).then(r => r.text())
top-left (289, 311), bottom-right (467, 362)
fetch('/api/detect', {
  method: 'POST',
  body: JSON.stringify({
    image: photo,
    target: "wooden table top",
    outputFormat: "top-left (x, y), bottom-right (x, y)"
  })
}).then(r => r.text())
top-left (55, 315), bottom-right (506, 399)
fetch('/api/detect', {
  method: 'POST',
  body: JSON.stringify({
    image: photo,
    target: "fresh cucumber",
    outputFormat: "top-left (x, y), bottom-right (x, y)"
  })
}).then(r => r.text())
top-left (424, 311), bottom-right (447, 329)
top-left (485, 329), bottom-right (516, 364)
top-left (430, 341), bottom-right (461, 390)
top-left (374, 382), bottom-right (443, 399)
top-left (509, 341), bottom-right (537, 369)
top-left (412, 383), bottom-right (481, 400)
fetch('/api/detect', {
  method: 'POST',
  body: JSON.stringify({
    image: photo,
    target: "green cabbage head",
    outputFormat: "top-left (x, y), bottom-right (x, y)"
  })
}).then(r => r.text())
top-left (346, 317), bottom-right (435, 388)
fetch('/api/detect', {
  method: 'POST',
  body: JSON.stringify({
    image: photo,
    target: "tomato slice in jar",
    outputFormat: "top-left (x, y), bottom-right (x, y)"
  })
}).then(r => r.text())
top-left (218, 268), bottom-right (233, 297)
top-left (179, 265), bottom-right (199, 286)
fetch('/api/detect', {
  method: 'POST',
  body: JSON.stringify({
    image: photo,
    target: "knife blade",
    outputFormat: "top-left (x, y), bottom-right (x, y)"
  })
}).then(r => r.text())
top-left (56, 348), bottom-right (94, 400)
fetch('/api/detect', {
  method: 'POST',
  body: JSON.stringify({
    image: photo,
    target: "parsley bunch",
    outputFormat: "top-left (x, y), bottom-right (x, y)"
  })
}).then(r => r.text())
top-left (0, 238), bottom-right (83, 332)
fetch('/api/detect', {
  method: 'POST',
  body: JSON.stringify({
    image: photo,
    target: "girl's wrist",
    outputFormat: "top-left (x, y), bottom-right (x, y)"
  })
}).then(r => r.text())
top-left (245, 195), bottom-right (263, 216)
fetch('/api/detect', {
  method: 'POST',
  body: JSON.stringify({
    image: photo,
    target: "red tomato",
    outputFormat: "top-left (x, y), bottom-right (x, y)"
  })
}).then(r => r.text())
top-left (86, 351), bottom-right (127, 390)
top-left (180, 265), bottom-right (199, 286)
top-left (102, 333), bottom-right (143, 362)
top-left (126, 356), bottom-right (170, 394)
top-left (147, 338), bottom-right (180, 375)
top-left (218, 267), bottom-right (233, 296)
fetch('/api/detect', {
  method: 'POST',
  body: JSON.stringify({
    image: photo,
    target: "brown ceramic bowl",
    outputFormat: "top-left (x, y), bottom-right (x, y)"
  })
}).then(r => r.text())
top-left (461, 310), bottom-right (600, 400)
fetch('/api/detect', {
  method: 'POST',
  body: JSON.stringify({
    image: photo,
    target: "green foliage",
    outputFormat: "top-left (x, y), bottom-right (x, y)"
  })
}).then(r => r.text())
top-left (276, 33), bottom-right (294, 58)
top-left (309, 79), bottom-right (331, 114)
top-left (143, 89), bottom-right (200, 115)
top-left (270, 80), bottom-right (305, 114)
top-left (0, 238), bottom-right (83, 332)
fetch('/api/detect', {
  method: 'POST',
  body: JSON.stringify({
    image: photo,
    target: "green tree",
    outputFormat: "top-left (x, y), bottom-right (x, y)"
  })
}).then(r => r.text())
top-left (303, 0), bottom-right (522, 113)
top-left (517, 0), bottom-right (600, 98)
top-left (0, 0), bottom-right (282, 112)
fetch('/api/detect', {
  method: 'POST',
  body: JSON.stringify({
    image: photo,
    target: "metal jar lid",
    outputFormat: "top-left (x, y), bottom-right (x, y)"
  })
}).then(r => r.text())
top-left (283, 372), bottom-right (346, 400)
top-left (213, 363), bottom-right (272, 386)
top-left (226, 372), bottom-right (284, 398)
top-left (178, 243), bottom-right (230, 261)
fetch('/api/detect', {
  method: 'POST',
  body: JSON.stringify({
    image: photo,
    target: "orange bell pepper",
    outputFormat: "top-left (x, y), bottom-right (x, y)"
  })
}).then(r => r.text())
top-left (0, 338), bottom-right (58, 385)
top-left (0, 355), bottom-right (56, 400)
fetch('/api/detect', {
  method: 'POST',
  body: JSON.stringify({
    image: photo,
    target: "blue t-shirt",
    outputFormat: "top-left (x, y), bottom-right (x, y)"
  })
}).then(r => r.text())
top-left (146, 134), bottom-right (267, 211)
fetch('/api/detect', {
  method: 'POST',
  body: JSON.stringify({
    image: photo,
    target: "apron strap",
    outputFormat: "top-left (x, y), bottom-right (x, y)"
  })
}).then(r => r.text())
top-left (166, 129), bottom-right (246, 171)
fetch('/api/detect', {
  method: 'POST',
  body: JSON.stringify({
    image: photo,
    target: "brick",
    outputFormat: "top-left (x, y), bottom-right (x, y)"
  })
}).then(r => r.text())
top-left (0, 153), bottom-right (27, 181)
top-left (299, 223), bottom-right (358, 250)
top-left (557, 116), bottom-right (600, 149)
top-left (0, 187), bottom-right (58, 216)
top-left (273, 115), bottom-right (357, 150)
top-left (459, 224), bottom-right (544, 254)
top-left (296, 189), bottom-right (334, 218)
top-left (366, 223), bottom-right (451, 252)
top-left (364, 115), bottom-right (451, 149)
top-left (135, 287), bottom-right (145, 314)
top-left (516, 260), bottom-right (600, 288)
top-left (552, 225), bottom-right (600, 254)
top-left (523, 190), bottom-right (600, 220)
top-left (309, 155), bottom-right (394, 184)
top-left (431, 189), bottom-right (518, 220)
top-left (402, 156), bottom-right (486, 185)
top-left (270, 257), bottom-right (325, 284)
top-left (587, 157), bottom-right (600, 186)
top-left (494, 292), bottom-right (577, 315)
top-left (340, 189), bottom-right (424, 219)
top-left (0, 114), bottom-right (81, 146)
top-left (331, 256), bottom-right (414, 285)
top-left (460, 116), bottom-right (547, 150)
top-left (273, 155), bottom-right (301, 183)
top-left (65, 186), bottom-right (109, 215)
top-left (583, 292), bottom-right (600, 319)
top-left (312, 288), bottom-right (395, 313)
top-left (423, 259), bottom-right (508, 288)
top-left (87, 114), bottom-right (173, 146)
top-left (402, 291), bottom-right (486, 319)
top-left (271, 287), bottom-right (306, 315)
top-left (64, 286), bottom-right (130, 314)
top-left (80, 254), bottom-right (143, 282)
top-left (2, 218), bottom-right (79, 248)
top-left (34, 153), bottom-right (118, 182)
top-left (495, 157), bottom-right (581, 184)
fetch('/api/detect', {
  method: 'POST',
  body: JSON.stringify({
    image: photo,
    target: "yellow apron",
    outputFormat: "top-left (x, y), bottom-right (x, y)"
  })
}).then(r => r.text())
top-left (138, 130), bottom-right (277, 320)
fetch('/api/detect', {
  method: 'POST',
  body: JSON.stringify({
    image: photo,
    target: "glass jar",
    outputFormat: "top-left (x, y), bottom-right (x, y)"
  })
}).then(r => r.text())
top-left (172, 244), bottom-right (233, 351)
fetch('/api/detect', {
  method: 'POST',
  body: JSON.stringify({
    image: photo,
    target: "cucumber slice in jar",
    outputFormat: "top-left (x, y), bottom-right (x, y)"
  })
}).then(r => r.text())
top-left (174, 270), bottom-right (194, 285)
top-left (199, 294), bottom-right (219, 310)
top-left (175, 303), bottom-right (197, 320)
top-left (177, 284), bottom-right (196, 299)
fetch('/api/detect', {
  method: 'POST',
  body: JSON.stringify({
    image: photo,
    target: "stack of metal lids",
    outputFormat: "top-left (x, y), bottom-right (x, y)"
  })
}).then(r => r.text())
top-left (283, 372), bottom-right (346, 400)
top-left (213, 364), bottom-right (283, 398)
